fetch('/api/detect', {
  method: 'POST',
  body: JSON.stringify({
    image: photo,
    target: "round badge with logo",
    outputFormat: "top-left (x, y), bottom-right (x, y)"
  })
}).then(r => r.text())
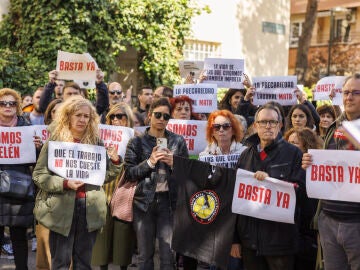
top-left (190, 190), bottom-right (220, 224)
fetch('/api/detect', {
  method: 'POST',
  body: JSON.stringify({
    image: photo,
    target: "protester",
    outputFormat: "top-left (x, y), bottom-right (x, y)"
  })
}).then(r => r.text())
top-left (169, 95), bottom-right (201, 120)
top-left (23, 87), bottom-right (45, 125)
top-left (133, 86), bottom-right (153, 115)
top-left (316, 104), bottom-right (336, 139)
top-left (284, 127), bottom-right (323, 154)
top-left (232, 103), bottom-right (304, 270)
top-left (0, 88), bottom-right (42, 270)
top-left (97, 81), bottom-right (123, 123)
top-left (219, 89), bottom-right (246, 114)
top-left (21, 94), bottom-right (32, 109)
top-left (285, 104), bottom-right (316, 131)
top-left (124, 98), bottom-right (189, 269)
top-left (33, 96), bottom-right (121, 269)
top-left (133, 111), bottom-right (145, 127)
top-left (92, 102), bottom-right (136, 270)
top-left (154, 86), bottom-right (173, 101)
top-left (44, 98), bottom-right (62, 125)
top-left (302, 73), bottom-right (360, 270)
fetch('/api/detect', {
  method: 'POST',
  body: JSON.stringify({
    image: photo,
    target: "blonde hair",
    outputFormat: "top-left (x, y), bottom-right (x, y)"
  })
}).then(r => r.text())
top-left (0, 88), bottom-right (23, 116)
top-left (52, 96), bottom-right (99, 144)
top-left (106, 102), bottom-right (134, 127)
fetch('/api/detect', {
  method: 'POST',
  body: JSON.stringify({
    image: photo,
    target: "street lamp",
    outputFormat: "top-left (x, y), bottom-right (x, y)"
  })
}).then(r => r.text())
top-left (327, 7), bottom-right (350, 76)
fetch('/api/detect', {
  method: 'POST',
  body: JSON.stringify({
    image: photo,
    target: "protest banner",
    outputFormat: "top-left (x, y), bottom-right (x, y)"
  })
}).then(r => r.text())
top-left (48, 141), bottom-right (106, 186)
top-left (202, 58), bottom-right (244, 88)
top-left (173, 84), bottom-right (217, 113)
top-left (98, 124), bottom-right (134, 158)
top-left (74, 80), bottom-right (96, 89)
top-left (313, 76), bottom-right (345, 105)
top-left (232, 169), bottom-right (296, 224)
top-left (252, 76), bottom-right (298, 106)
top-left (306, 149), bottom-right (360, 202)
top-left (56, 50), bottom-right (98, 81)
top-left (166, 119), bottom-right (207, 155)
top-left (32, 125), bottom-right (50, 143)
top-left (199, 154), bottom-right (241, 168)
top-left (0, 126), bottom-right (36, 164)
top-left (178, 60), bottom-right (204, 82)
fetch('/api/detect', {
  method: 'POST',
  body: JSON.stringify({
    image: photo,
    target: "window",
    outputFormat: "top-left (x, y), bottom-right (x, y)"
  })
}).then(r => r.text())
top-left (290, 22), bottom-right (304, 47)
top-left (183, 39), bottom-right (221, 60)
top-left (334, 19), bottom-right (351, 42)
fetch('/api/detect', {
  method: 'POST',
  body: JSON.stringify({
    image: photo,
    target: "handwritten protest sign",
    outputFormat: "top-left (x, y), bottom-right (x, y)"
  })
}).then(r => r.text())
top-left (0, 126), bottom-right (36, 164)
top-left (313, 76), bottom-right (345, 105)
top-left (98, 124), bottom-right (134, 158)
top-left (166, 119), bottom-right (207, 155)
top-left (202, 58), bottom-right (244, 88)
top-left (178, 60), bottom-right (204, 81)
top-left (199, 154), bottom-right (241, 168)
top-left (252, 76), bottom-right (298, 106)
top-left (48, 142), bottom-right (106, 186)
top-left (306, 149), bottom-right (360, 202)
top-left (173, 84), bottom-right (217, 113)
top-left (232, 169), bottom-right (296, 224)
top-left (56, 50), bottom-right (98, 81)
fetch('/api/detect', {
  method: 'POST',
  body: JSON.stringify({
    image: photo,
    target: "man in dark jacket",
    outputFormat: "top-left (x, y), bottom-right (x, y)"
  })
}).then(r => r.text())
top-left (232, 103), bottom-right (304, 270)
top-left (124, 98), bottom-right (188, 270)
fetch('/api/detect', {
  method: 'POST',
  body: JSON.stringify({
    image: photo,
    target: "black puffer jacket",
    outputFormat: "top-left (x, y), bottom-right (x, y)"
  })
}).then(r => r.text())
top-left (0, 116), bottom-right (34, 227)
top-left (235, 133), bottom-right (304, 255)
top-left (124, 128), bottom-right (189, 212)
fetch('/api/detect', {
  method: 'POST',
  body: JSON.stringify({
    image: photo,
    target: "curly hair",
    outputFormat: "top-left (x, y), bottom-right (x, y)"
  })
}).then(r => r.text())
top-left (105, 102), bottom-right (134, 127)
top-left (169, 95), bottom-right (201, 120)
top-left (206, 110), bottom-right (243, 143)
top-left (0, 88), bottom-right (23, 116)
top-left (284, 127), bottom-right (323, 153)
top-left (51, 96), bottom-right (99, 144)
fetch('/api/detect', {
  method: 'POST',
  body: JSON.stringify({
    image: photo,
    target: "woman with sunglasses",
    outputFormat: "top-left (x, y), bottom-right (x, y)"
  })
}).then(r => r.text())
top-left (124, 97), bottom-right (189, 269)
top-left (92, 102), bottom-right (136, 270)
top-left (0, 88), bottom-right (42, 269)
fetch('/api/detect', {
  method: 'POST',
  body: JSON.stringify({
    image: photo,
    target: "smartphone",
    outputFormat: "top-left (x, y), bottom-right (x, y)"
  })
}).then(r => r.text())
top-left (156, 138), bottom-right (167, 150)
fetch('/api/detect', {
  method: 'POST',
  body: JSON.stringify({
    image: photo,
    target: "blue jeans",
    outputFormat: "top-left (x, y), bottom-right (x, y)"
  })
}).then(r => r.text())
top-left (133, 192), bottom-right (175, 270)
top-left (318, 211), bottom-right (360, 270)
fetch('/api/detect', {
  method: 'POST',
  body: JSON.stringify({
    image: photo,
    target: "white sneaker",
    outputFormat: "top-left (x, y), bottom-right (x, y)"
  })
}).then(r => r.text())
top-left (1, 243), bottom-right (14, 260)
top-left (31, 238), bottom-right (37, 252)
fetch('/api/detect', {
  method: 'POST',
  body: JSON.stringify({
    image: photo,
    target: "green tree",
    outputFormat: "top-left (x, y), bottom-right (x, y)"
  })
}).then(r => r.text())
top-left (0, 0), bottom-right (203, 93)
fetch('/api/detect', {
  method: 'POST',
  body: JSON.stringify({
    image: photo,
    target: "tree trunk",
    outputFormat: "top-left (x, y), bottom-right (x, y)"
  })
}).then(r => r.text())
top-left (295, 0), bottom-right (318, 84)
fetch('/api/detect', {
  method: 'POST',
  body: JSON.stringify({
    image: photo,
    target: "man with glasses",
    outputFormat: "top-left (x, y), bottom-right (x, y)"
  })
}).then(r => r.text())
top-left (231, 103), bottom-right (304, 270)
top-left (302, 73), bottom-right (360, 270)
top-left (124, 98), bottom-right (188, 269)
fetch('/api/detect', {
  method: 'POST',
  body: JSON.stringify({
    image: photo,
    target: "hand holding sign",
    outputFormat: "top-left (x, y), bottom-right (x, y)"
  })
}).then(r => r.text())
top-left (66, 180), bottom-right (85, 190)
top-left (106, 144), bottom-right (119, 162)
top-left (48, 70), bottom-right (58, 83)
top-left (254, 171), bottom-right (269, 181)
top-left (244, 86), bottom-right (255, 101)
top-left (96, 69), bottom-right (104, 83)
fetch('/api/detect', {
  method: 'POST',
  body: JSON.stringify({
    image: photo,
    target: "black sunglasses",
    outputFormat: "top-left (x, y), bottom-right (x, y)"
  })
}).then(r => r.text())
top-left (109, 90), bottom-right (122, 95)
top-left (0, 101), bottom-right (17, 107)
top-left (153, 112), bottom-right (171, 121)
top-left (110, 113), bottom-right (127, 120)
top-left (212, 123), bottom-right (232, 131)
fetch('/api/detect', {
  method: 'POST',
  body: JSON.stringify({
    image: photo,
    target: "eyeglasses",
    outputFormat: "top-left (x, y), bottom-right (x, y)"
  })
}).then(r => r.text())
top-left (0, 101), bottom-right (17, 107)
top-left (256, 120), bottom-right (279, 127)
top-left (110, 113), bottom-right (127, 120)
top-left (109, 90), bottom-right (122, 95)
top-left (342, 90), bottom-right (360, 97)
top-left (212, 123), bottom-right (232, 131)
top-left (153, 112), bottom-right (171, 121)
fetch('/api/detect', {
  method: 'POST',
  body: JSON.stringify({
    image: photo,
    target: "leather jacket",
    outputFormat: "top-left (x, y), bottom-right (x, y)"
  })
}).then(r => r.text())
top-left (124, 128), bottom-right (189, 212)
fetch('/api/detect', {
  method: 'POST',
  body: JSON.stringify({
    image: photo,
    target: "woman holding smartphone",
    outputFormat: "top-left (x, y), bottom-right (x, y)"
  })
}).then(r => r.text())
top-left (124, 98), bottom-right (189, 269)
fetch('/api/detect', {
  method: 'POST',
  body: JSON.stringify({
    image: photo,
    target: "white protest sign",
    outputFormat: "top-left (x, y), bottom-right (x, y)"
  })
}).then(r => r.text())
top-left (32, 125), bottom-right (50, 143)
top-left (48, 141), bottom-right (106, 186)
top-left (232, 169), bottom-right (296, 224)
top-left (173, 84), bottom-right (217, 113)
top-left (74, 80), bottom-right (96, 89)
top-left (98, 124), bottom-right (134, 159)
top-left (166, 119), bottom-right (207, 155)
top-left (0, 126), bottom-right (36, 164)
top-left (178, 60), bottom-right (204, 81)
top-left (199, 154), bottom-right (241, 168)
top-left (306, 149), bottom-right (360, 202)
top-left (56, 50), bottom-right (98, 81)
top-left (202, 58), bottom-right (244, 88)
top-left (313, 76), bottom-right (345, 105)
top-left (252, 76), bottom-right (297, 106)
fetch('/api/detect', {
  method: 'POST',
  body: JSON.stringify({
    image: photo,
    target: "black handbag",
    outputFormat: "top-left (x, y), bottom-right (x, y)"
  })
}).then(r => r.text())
top-left (0, 169), bottom-right (34, 200)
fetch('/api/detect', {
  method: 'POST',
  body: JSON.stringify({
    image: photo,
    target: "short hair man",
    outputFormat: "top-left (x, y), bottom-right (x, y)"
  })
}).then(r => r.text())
top-left (153, 85), bottom-right (173, 101)
top-left (303, 73), bottom-right (360, 270)
top-left (233, 103), bottom-right (304, 270)
top-left (133, 86), bottom-right (153, 115)
top-left (54, 79), bottom-right (65, 99)
top-left (24, 87), bottom-right (45, 125)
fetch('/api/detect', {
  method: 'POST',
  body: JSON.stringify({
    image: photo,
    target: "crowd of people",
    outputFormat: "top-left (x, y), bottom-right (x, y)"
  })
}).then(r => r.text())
top-left (0, 68), bottom-right (359, 270)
